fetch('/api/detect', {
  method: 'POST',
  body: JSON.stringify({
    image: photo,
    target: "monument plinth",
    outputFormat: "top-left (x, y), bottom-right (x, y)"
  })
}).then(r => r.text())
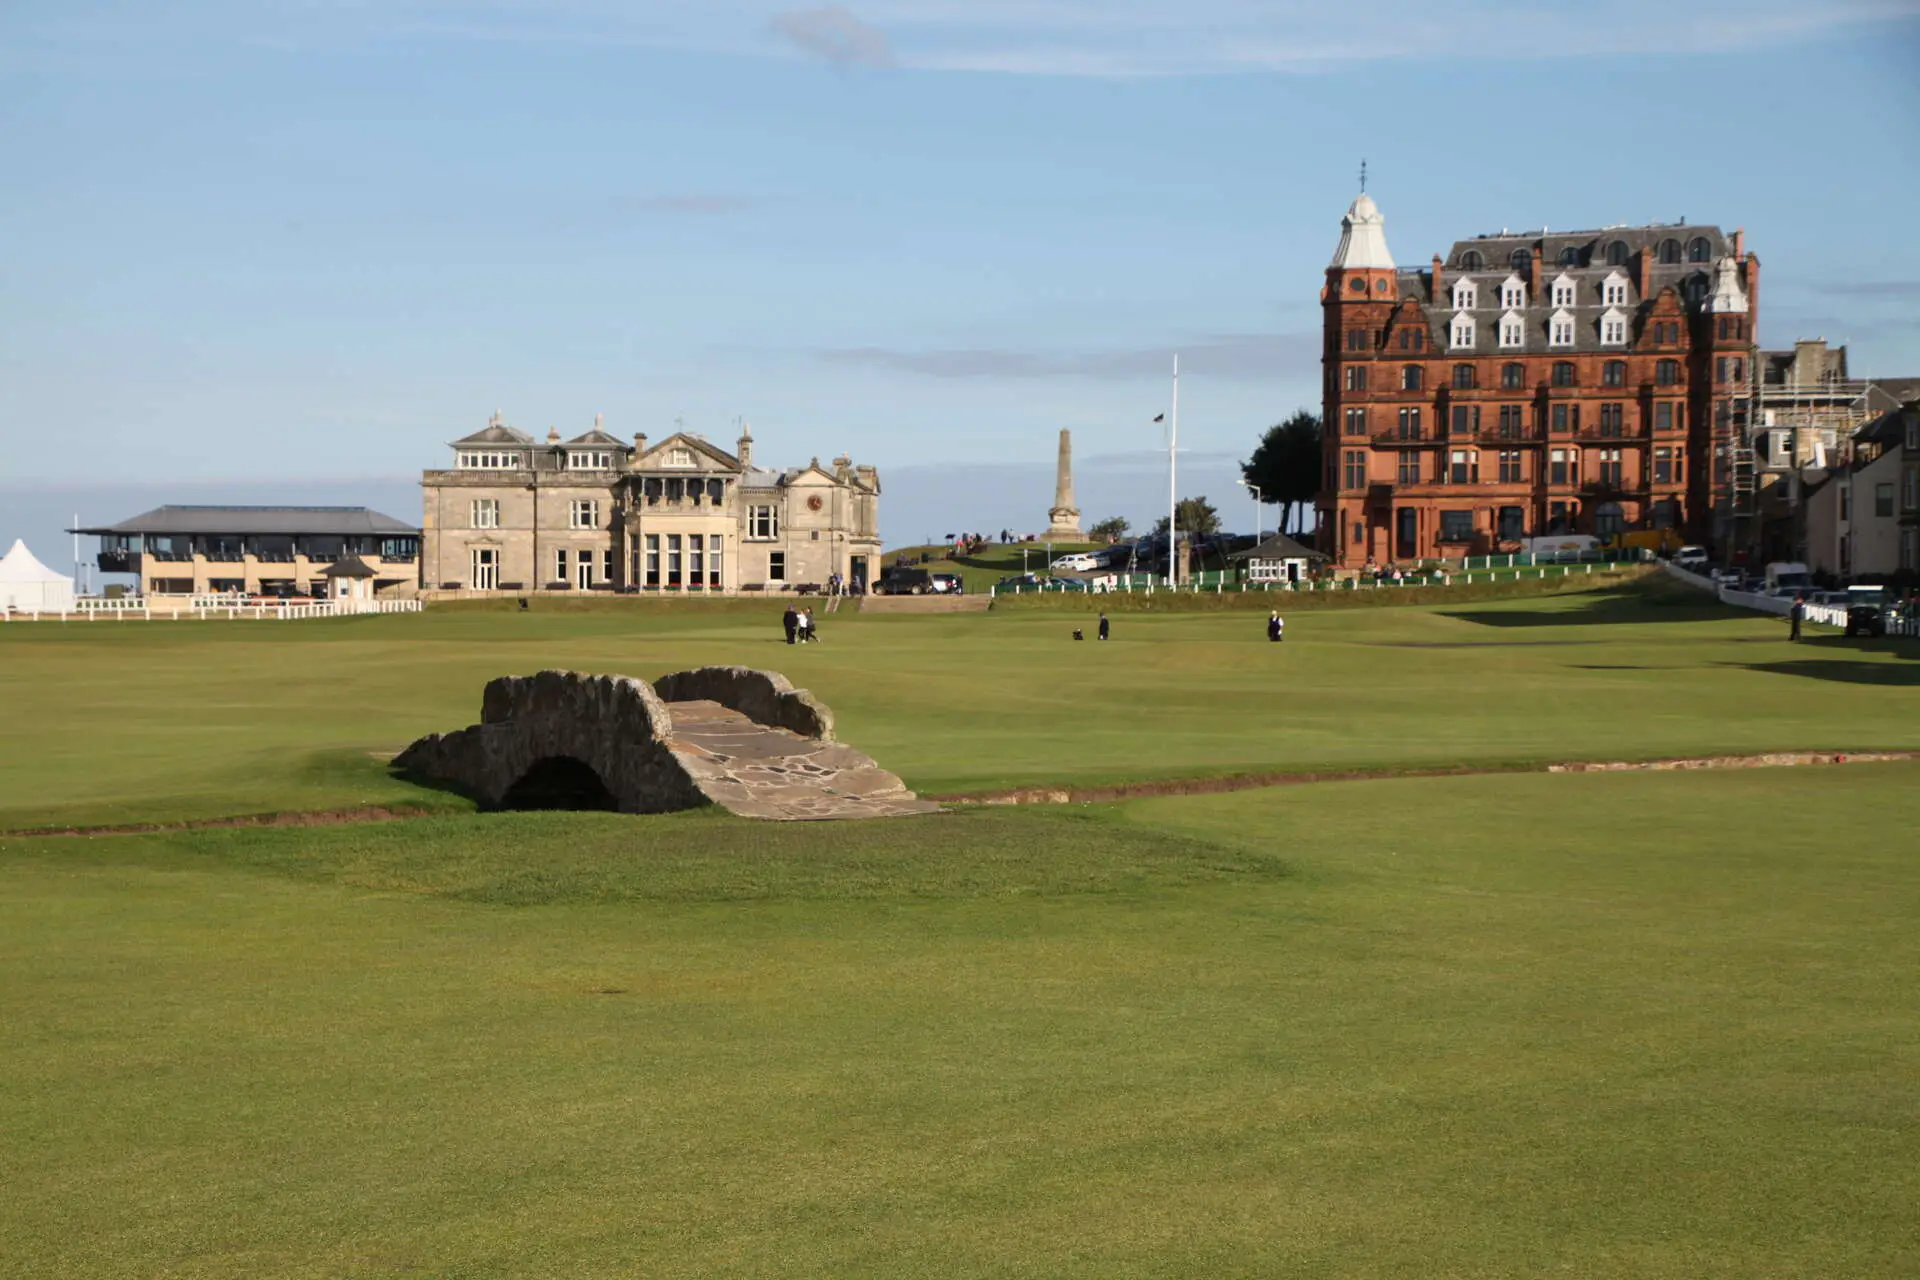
top-left (1045, 428), bottom-right (1084, 538)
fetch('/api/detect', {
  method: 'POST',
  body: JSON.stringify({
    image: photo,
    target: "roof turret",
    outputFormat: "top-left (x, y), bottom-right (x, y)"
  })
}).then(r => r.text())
top-left (1331, 192), bottom-right (1395, 270)
top-left (1707, 256), bottom-right (1749, 314)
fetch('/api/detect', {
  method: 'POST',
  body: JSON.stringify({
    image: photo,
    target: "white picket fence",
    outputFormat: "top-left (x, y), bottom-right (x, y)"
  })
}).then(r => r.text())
top-left (5, 597), bottom-right (424, 623)
top-left (1662, 562), bottom-right (1919, 635)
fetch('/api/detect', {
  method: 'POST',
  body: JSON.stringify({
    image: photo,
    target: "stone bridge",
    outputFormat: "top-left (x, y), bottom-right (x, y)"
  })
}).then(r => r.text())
top-left (394, 666), bottom-right (938, 821)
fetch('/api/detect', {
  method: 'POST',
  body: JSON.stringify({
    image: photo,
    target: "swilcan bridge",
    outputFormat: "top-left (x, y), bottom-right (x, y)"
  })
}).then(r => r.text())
top-left (394, 667), bottom-right (938, 821)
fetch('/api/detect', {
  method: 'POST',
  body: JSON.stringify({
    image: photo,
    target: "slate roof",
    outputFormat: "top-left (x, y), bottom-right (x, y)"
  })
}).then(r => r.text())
top-left (1229, 533), bottom-right (1327, 563)
top-left (71, 506), bottom-right (420, 537)
top-left (564, 428), bottom-right (630, 448)
top-left (320, 554), bottom-right (378, 578)
top-left (450, 424), bottom-right (536, 447)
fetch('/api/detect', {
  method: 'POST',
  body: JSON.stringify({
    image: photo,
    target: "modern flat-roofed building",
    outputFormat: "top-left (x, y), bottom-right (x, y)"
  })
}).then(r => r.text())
top-left (73, 506), bottom-right (421, 597)
top-left (1316, 190), bottom-right (1759, 566)
top-left (420, 414), bottom-right (883, 594)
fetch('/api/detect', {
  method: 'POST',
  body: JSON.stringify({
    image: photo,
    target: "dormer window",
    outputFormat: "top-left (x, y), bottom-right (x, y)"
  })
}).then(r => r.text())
top-left (1499, 312), bottom-right (1525, 349)
top-left (1601, 272), bottom-right (1629, 306)
top-left (1550, 274), bottom-right (1576, 308)
top-left (1687, 236), bottom-right (1712, 263)
top-left (568, 450), bottom-right (613, 470)
top-left (1500, 274), bottom-right (1526, 309)
top-left (1549, 309), bottom-right (1575, 347)
top-left (1459, 249), bottom-right (1485, 271)
top-left (1450, 316), bottom-right (1476, 349)
top-left (1606, 240), bottom-right (1630, 266)
top-left (1451, 280), bottom-right (1478, 311)
top-left (1599, 308), bottom-right (1628, 346)
top-left (663, 447), bottom-right (695, 468)
top-left (457, 450), bottom-right (522, 470)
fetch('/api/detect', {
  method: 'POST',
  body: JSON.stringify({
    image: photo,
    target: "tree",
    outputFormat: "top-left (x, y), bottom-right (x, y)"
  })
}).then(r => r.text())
top-left (1151, 496), bottom-right (1222, 537)
top-left (1241, 409), bottom-right (1324, 536)
top-left (1089, 516), bottom-right (1130, 543)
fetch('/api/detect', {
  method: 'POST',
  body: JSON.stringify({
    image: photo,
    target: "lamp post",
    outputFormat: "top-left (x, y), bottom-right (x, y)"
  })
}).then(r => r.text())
top-left (1239, 479), bottom-right (1262, 545)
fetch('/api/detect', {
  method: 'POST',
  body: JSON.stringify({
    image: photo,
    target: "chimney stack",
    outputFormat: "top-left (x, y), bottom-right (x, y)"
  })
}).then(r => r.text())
top-left (1430, 253), bottom-right (1444, 302)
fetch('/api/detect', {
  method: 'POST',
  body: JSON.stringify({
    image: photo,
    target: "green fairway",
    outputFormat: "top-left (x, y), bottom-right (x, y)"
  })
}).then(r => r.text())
top-left (3, 765), bottom-right (1918, 1276)
top-left (2, 577), bottom-right (1916, 829)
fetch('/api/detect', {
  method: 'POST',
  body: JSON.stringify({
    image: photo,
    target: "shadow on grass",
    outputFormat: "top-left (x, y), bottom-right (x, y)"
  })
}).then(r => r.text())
top-left (1732, 641), bottom-right (1920, 685)
top-left (1441, 579), bottom-right (1742, 629)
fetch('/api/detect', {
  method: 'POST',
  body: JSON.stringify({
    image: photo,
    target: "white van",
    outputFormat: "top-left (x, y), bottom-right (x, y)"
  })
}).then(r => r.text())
top-left (1764, 561), bottom-right (1813, 595)
top-left (1673, 546), bottom-right (1709, 571)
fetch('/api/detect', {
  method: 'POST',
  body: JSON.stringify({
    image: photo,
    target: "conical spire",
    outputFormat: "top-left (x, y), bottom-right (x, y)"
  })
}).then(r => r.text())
top-left (1331, 192), bottom-right (1395, 270)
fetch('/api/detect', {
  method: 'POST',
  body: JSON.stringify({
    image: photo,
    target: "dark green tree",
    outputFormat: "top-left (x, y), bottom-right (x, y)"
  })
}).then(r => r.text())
top-left (1151, 496), bottom-right (1222, 537)
top-left (1089, 516), bottom-right (1131, 543)
top-left (1241, 409), bottom-right (1324, 536)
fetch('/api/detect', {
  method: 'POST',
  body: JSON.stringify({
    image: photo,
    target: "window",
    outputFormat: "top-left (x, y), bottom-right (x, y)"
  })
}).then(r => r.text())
top-left (1451, 404), bottom-right (1480, 436)
top-left (1656, 359), bottom-right (1680, 386)
top-left (1600, 361), bottom-right (1624, 388)
top-left (1601, 273), bottom-right (1629, 306)
top-left (1655, 403), bottom-right (1673, 432)
top-left (1351, 522), bottom-right (1364, 546)
top-left (1397, 407), bottom-right (1423, 439)
top-left (1440, 509), bottom-right (1474, 541)
top-left (1502, 362), bottom-right (1525, 389)
top-left (1550, 274), bottom-right (1576, 308)
top-left (1453, 363), bottom-right (1476, 390)
top-left (1549, 310), bottom-right (1575, 347)
top-left (1606, 240), bottom-right (1630, 266)
top-left (1498, 505), bottom-right (1525, 540)
top-left (1594, 501), bottom-right (1625, 537)
top-left (568, 499), bottom-right (600, 530)
top-left (1600, 404), bottom-right (1625, 437)
top-left (1551, 404), bottom-right (1570, 433)
top-left (748, 504), bottom-right (779, 539)
top-left (1346, 366), bottom-right (1369, 391)
top-left (1654, 447), bottom-right (1674, 484)
top-left (664, 447), bottom-right (695, 468)
top-left (644, 533), bottom-right (660, 586)
top-left (1403, 365), bottom-right (1424, 391)
top-left (1550, 448), bottom-right (1571, 485)
top-left (1716, 357), bottom-right (1730, 383)
top-left (1409, 328), bottom-right (1425, 352)
top-left (456, 451), bottom-right (522, 470)
top-left (554, 548), bottom-right (569, 582)
top-left (568, 450), bottom-right (612, 470)
top-left (1501, 275), bottom-right (1527, 308)
top-left (662, 533), bottom-right (681, 586)
top-left (1598, 448), bottom-right (1624, 487)
top-left (1909, 467), bottom-right (1920, 513)
top-left (1459, 249), bottom-right (1484, 271)
top-left (1349, 278), bottom-right (1366, 293)
top-left (1397, 453), bottom-right (1421, 484)
top-left (1552, 361), bottom-right (1576, 387)
top-left (1452, 280), bottom-right (1478, 311)
top-left (1558, 245), bottom-right (1581, 267)
top-left (1600, 312), bottom-right (1627, 346)
top-left (1498, 405), bottom-right (1526, 438)
top-left (603, 549), bottom-right (615, 582)
top-left (1343, 450), bottom-right (1366, 489)
top-left (1688, 236), bottom-right (1712, 263)
top-left (1876, 483), bottom-right (1895, 518)
top-left (1659, 238), bottom-right (1682, 265)
top-left (705, 535), bottom-right (723, 587)
top-left (1345, 407), bottom-right (1367, 436)
top-left (1448, 450), bottom-right (1477, 484)
top-left (1499, 450), bottom-right (1523, 483)
top-left (1509, 249), bottom-right (1531, 272)
top-left (1499, 314), bottom-right (1525, 349)
top-left (1450, 316), bottom-right (1476, 349)
top-left (470, 498), bottom-right (499, 529)
top-left (1347, 328), bottom-right (1369, 351)
top-left (768, 550), bottom-right (787, 582)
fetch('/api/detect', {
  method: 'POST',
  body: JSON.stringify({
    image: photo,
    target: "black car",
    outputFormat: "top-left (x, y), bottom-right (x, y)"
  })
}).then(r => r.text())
top-left (878, 567), bottom-right (934, 595)
top-left (1846, 604), bottom-right (1886, 637)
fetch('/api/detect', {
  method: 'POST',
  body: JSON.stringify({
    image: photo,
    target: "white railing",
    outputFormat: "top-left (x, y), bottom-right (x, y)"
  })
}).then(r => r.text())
top-left (5, 595), bottom-right (424, 623)
top-left (1804, 603), bottom-right (1850, 628)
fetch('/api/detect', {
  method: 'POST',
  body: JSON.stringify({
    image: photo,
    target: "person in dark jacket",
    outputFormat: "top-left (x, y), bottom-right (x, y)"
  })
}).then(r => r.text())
top-left (782, 604), bottom-right (799, 645)
top-left (1268, 611), bottom-right (1284, 642)
top-left (1097, 612), bottom-right (1110, 641)
top-left (1790, 595), bottom-right (1804, 642)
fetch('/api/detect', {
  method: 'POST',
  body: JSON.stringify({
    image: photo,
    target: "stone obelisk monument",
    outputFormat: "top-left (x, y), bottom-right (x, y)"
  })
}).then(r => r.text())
top-left (1046, 428), bottom-right (1084, 538)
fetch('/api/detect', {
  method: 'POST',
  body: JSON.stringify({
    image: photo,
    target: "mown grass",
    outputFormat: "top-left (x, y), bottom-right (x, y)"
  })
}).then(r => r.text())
top-left (3, 575), bottom-right (1917, 829)
top-left (3, 764), bottom-right (1917, 1276)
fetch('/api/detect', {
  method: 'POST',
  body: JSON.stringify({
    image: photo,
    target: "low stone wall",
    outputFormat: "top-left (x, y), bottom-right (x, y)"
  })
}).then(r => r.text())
top-left (652, 665), bottom-right (835, 741)
top-left (396, 670), bottom-right (707, 814)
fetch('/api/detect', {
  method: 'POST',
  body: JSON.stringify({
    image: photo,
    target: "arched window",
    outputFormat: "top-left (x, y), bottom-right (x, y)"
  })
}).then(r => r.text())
top-left (1510, 248), bottom-right (1532, 272)
top-left (1659, 239), bottom-right (1682, 265)
top-left (1502, 362), bottom-right (1526, 389)
top-left (1603, 360), bottom-right (1627, 387)
top-left (1552, 361), bottom-right (1577, 387)
top-left (1403, 365), bottom-right (1424, 391)
top-left (1606, 240), bottom-right (1630, 266)
top-left (1687, 236), bottom-right (1712, 263)
top-left (1460, 249), bottom-right (1485, 271)
top-left (1453, 363), bottom-right (1477, 390)
top-left (1558, 246), bottom-right (1581, 267)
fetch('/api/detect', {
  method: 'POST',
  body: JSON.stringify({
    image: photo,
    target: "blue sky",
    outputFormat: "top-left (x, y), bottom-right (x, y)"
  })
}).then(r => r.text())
top-left (4, 0), bottom-right (1919, 563)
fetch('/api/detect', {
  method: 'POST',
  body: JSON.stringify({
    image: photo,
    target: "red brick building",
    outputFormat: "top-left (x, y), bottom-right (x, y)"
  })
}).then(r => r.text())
top-left (1316, 193), bottom-right (1759, 567)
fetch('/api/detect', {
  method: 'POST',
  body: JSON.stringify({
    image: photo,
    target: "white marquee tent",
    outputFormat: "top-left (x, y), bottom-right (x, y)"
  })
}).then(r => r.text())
top-left (0, 539), bottom-right (77, 613)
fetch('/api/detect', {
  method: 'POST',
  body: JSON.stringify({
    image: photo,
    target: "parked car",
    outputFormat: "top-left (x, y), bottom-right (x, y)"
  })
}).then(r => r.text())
top-left (929, 573), bottom-right (964, 595)
top-left (1673, 546), bottom-right (1710, 571)
top-left (1050, 553), bottom-right (1103, 572)
top-left (878, 567), bottom-right (934, 595)
top-left (997, 573), bottom-right (1042, 591)
top-left (1847, 604), bottom-right (1886, 637)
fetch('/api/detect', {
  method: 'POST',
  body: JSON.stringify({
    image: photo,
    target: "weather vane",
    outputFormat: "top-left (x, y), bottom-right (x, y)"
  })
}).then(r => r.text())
top-left (1359, 158), bottom-right (1368, 193)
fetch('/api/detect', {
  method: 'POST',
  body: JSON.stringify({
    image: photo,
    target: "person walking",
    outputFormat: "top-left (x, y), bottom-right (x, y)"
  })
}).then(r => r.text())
top-left (1268, 610), bottom-right (1284, 643)
top-left (801, 606), bottom-right (817, 643)
top-left (782, 604), bottom-right (799, 645)
top-left (1097, 612), bottom-right (1110, 641)
top-left (1790, 595), bottom-right (1805, 642)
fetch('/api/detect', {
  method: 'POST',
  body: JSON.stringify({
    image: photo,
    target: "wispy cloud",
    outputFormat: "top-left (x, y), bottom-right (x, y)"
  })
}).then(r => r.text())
top-left (769, 5), bottom-right (895, 67)
top-left (817, 333), bottom-right (1318, 381)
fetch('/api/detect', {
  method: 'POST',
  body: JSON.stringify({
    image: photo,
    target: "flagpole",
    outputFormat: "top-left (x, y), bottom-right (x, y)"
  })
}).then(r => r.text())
top-left (1169, 354), bottom-right (1180, 587)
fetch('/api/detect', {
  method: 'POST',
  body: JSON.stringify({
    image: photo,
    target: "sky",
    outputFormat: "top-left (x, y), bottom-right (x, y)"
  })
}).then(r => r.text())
top-left (4, 0), bottom-right (1919, 571)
